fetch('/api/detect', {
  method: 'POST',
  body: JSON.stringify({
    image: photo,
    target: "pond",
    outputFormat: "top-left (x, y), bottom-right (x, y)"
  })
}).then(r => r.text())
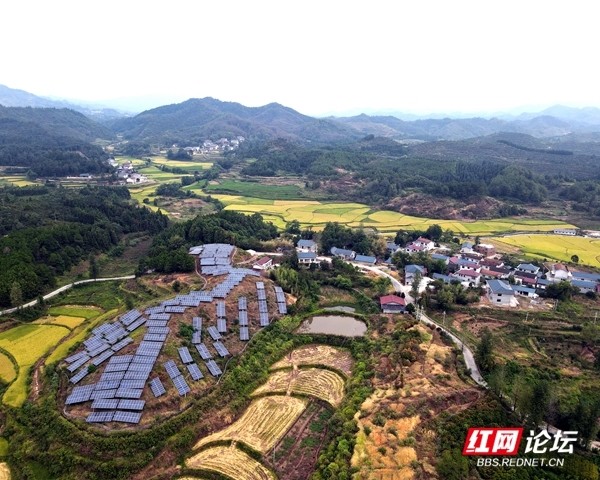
top-left (298, 315), bottom-right (367, 337)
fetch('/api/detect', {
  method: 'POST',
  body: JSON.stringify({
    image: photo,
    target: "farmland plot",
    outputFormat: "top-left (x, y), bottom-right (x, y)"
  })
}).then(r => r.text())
top-left (194, 395), bottom-right (307, 453)
top-left (186, 445), bottom-right (276, 480)
top-left (270, 345), bottom-right (353, 377)
top-left (253, 368), bottom-right (346, 407)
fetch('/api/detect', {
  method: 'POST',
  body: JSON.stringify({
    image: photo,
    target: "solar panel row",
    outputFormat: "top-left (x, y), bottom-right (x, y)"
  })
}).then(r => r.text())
top-left (70, 368), bottom-right (89, 384)
top-left (207, 326), bottom-right (221, 341)
top-left (172, 375), bottom-right (191, 396)
top-left (187, 363), bottom-right (204, 380)
top-left (178, 347), bottom-right (193, 364)
top-left (206, 360), bottom-right (222, 377)
top-left (149, 377), bottom-right (166, 397)
top-left (213, 341), bottom-right (229, 357)
top-left (195, 343), bottom-right (212, 360)
top-left (239, 327), bottom-right (249, 341)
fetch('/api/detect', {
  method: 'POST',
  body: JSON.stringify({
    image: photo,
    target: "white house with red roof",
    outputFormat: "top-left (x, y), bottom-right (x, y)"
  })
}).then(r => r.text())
top-left (413, 237), bottom-right (435, 250)
top-left (253, 256), bottom-right (273, 271)
top-left (452, 269), bottom-right (481, 286)
top-left (379, 294), bottom-right (407, 314)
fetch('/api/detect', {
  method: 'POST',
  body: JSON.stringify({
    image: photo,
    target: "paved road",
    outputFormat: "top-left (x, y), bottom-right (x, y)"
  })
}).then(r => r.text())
top-left (0, 275), bottom-right (136, 316)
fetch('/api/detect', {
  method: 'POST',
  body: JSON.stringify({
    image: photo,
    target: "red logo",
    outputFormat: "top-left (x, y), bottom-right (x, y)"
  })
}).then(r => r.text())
top-left (463, 428), bottom-right (524, 455)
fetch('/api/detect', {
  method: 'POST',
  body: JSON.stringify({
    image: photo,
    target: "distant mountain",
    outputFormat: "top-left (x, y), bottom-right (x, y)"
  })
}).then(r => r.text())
top-left (110, 97), bottom-right (361, 145)
top-left (0, 84), bottom-right (126, 121)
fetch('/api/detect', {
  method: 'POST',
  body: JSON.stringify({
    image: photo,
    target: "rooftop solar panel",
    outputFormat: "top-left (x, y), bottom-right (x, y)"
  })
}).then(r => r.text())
top-left (213, 341), bottom-right (229, 357)
top-left (70, 368), bottom-right (89, 384)
top-left (206, 360), bottom-right (222, 377)
top-left (192, 331), bottom-right (202, 344)
top-left (65, 351), bottom-right (88, 364)
top-left (195, 343), bottom-right (213, 360)
top-left (118, 399), bottom-right (145, 411)
top-left (207, 326), bottom-right (221, 341)
top-left (87, 411), bottom-right (114, 423)
top-left (149, 377), bottom-right (166, 397)
top-left (172, 375), bottom-right (191, 396)
top-left (115, 388), bottom-right (143, 399)
top-left (113, 410), bottom-right (142, 423)
top-left (239, 327), bottom-right (249, 341)
top-left (187, 363), bottom-right (204, 380)
top-left (90, 389), bottom-right (117, 400)
top-left (92, 398), bottom-right (120, 410)
top-left (178, 347), bottom-right (193, 364)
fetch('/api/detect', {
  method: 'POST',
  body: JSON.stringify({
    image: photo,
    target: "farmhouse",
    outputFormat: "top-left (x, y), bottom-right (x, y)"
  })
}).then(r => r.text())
top-left (571, 279), bottom-right (597, 294)
top-left (413, 237), bottom-right (435, 250)
top-left (554, 229), bottom-right (577, 236)
top-left (386, 241), bottom-right (400, 254)
top-left (405, 242), bottom-right (426, 254)
top-left (452, 269), bottom-right (481, 286)
top-left (253, 257), bottom-right (273, 271)
top-left (298, 251), bottom-right (318, 265)
top-left (571, 271), bottom-right (600, 283)
top-left (405, 264), bottom-right (427, 285)
top-left (379, 295), bottom-right (407, 314)
top-left (487, 279), bottom-right (516, 307)
top-left (513, 285), bottom-right (539, 298)
top-left (330, 247), bottom-right (356, 260)
top-left (354, 254), bottom-right (377, 265)
top-left (547, 263), bottom-right (571, 282)
top-left (460, 241), bottom-right (474, 253)
top-left (296, 239), bottom-right (317, 253)
top-left (431, 253), bottom-right (450, 265)
top-left (474, 243), bottom-right (496, 257)
top-left (516, 263), bottom-right (540, 275)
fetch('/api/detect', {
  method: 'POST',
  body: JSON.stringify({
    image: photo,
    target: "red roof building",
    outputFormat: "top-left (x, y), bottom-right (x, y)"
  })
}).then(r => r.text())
top-left (380, 295), bottom-right (407, 313)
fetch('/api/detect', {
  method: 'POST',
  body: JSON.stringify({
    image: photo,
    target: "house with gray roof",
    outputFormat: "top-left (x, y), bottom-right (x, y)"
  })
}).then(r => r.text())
top-left (297, 239), bottom-right (317, 253)
top-left (405, 264), bottom-right (427, 285)
top-left (516, 263), bottom-right (540, 275)
top-left (487, 279), bottom-right (516, 307)
top-left (354, 254), bottom-right (377, 265)
top-left (298, 251), bottom-right (318, 265)
top-left (571, 279), bottom-right (597, 294)
top-left (330, 247), bottom-right (356, 260)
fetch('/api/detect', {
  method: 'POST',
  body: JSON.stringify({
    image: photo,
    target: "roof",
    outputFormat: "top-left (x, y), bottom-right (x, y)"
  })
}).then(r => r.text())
top-left (514, 285), bottom-right (536, 294)
top-left (406, 243), bottom-right (425, 251)
top-left (517, 263), bottom-right (539, 272)
top-left (386, 241), bottom-right (399, 251)
top-left (432, 273), bottom-right (455, 283)
top-left (537, 278), bottom-right (552, 285)
top-left (416, 237), bottom-right (433, 244)
top-left (331, 247), bottom-right (355, 257)
top-left (454, 269), bottom-right (481, 278)
top-left (457, 258), bottom-right (480, 267)
top-left (431, 253), bottom-right (450, 262)
top-left (297, 239), bottom-right (316, 248)
top-left (380, 295), bottom-right (406, 306)
top-left (487, 279), bottom-right (514, 295)
top-left (572, 271), bottom-right (600, 282)
top-left (461, 242), bottom-right (474, 249)
top-left (255, 256), bottom-right (272, 266)
top-left (480, 268), bottom-right (501, 278)
top-left (405, 264), bottom-right (426, 274)
top-left (298, 251), bottom-right (317, 260)
top-left (354, 254), bottom-right (376, 264)
top-left (572, 279), bottom-right (597, 289)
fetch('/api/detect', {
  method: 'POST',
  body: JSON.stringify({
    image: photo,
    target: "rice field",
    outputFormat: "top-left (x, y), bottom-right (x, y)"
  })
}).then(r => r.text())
top-left (34, 315), bottom-right (85, 330)
top-left (0, 353), bottom-right (16, 384)
top-left (210, 193), bottom-right (575, 234)
top-left (253, 368), bottom-right (346, 407)
top-left (195, 179), bottom-right (306, 200)
top-left (186, 445), bottom-right (276, 480)
top-left (270, 345), bottom-right (353, 377)
top-left (489, 234), bottom-right (600, 267)
top-left (0, 325), bottom-right (70, 406)
top-left (151, 156), bottom-right (213, 172)
top-left (0, 175), bottom-right (38, 187)
top-left (194, 395), bottom-right (307, 453)
top-left (47, 306), bottom-right (101, 319)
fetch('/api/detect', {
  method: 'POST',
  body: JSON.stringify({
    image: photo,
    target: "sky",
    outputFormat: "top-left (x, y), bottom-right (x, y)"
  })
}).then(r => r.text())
top-left (2, 0), bottom-right (600, 116)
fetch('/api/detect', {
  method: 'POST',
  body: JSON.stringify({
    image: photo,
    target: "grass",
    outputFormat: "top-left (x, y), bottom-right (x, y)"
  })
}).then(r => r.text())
top-left (0, 438), bottom-right (7, 457)
top-left (0, 324), bottom-right (71, 406)
top-left (186, 445), bottom-right (276, 480)
top-left (194, 395), bottom-right (307, 453)
top-left (47, 306), bottom-right (101, 319)
top-left (0, 353), bottom-right (16, 384)
top-left (198, 179), bottom-right (306, 200)
top-left (489, 234), bottom-right (600, 267)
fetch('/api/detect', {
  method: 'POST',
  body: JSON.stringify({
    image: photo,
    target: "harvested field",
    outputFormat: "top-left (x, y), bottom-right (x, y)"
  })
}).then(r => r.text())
top-left (34, 315), bottom-right (85, 330)
top-left (194, 395), bottom-right (307, 453)
top-left (0, 463), bottom-right (10, 480)
top-left (270, 345), bottom-right (353, 377)
top-left (253, 368), bottom-right (346, 407)
top-left (185, 445), bottom-right (276, 480)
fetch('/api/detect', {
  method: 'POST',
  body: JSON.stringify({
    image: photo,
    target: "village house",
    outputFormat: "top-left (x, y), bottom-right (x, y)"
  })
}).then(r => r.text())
top-left (546, 263), bottom-right (571, 282)
top-left (516, 263), bottom-right (540, 275)
top-left (354, 254), bottom-right (377, 265)
top-left (452, 268), bottom-right (481, 286)
top-left (405, 264), bottom-right (427, 285)
top-left (253, 257), bottom-right (273, 271)
top-left (379, 294), bottom-right (407, 314)
top-left (460, 241), bottom-right (474, 253)
top-left (431, 253), bottom-right (450, 265)
top-left (412, 237), bottom-right (435, 251)
top-left (298, 251), bottom-right (318, 265)
top-left (572, 279), bottom-right (597, 294)
top-left (296, 239), bottom-right (317, 253)
top-left (554, 229), bottom-right (578, 236)
top-left (330, 247), bottom-right (356, 260)
top-left (487, 279), bottom-right (516, 307)
top-left (386, 241), bottom-right (400, 254)
top-left (474, 243), bottom-right (496, 257)
top-left (405, 242), bottom-right (426, 254)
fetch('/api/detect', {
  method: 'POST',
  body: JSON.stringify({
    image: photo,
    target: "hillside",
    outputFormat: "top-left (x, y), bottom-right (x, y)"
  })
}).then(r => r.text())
top-left (110, 97), bottom-right (361, 145)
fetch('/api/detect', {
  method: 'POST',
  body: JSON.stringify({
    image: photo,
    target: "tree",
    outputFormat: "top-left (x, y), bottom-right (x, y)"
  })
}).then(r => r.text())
top-left (436, 449), bottom-right (468, 479)
top-left (88, 254), bottom-right (99, 279)
top-left (10, 282), bottom-right (23, 308)
top-left (475, 327), bottom-right (495, 374)
top-left (286, 220), bottom-right (301, 235)
top-left (571, 254), bottom-right (580, 263)
top-left (425, 224), bottom-right (443, 242)
top-left (410, 271), bottom-right (422, 300)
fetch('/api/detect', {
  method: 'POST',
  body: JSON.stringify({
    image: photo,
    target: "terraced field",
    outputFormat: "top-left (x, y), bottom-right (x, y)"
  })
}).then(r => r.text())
top-left (186, 445), bottom-right (276, 480)
top-left (0, 325), bottom-right (71, 406)
top-left (270, 345), bottom-right (353, 377)
top-left (209, 193), bottom-right (575, 234)
top-left (194, 396), bottom-right (307, 453)
top-left (0, 353), bottom-right (16, 384)
top-left (196, 179), bottom-right (306, 200)
top-left (34, 315), bottom-right (86, 329)
top-left (489, 234), bottom-right (600, 267)
top-left (253, 368), bottom-right (346, 407)
top-left (0, 175), bottom-right (38, 187)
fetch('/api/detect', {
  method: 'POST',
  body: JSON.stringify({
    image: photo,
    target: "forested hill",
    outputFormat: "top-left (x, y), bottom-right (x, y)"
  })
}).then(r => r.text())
top-left (109, 97), bottom-right (360, 145)
top-left (0, 105), bottom-right (113, 176)
top-left (0, 185), bottom-right (168, 308)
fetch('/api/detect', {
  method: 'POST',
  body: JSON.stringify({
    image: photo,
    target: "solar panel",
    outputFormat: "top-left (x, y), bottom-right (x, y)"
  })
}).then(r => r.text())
top-left (256, 281), bottom-right (265, 290)
top-left (239, 327), bottom-right (249, 341)
top-left (94, 380), bottom-right (122, 391)
top-left (130, 355), bottom-right (154, 364)
top-left (87, 411), bottom-right (114, 423)
top-left (206, 360), bottom-right (222, 377)
top-left (100, 371), bottom-right (126, 382)
top-left (120, 309), bottom-right (142, 326)
top-left (257, 291), bottom-right (267, 301)
top-left (113, 410), bottom-right (142, 423)
top-left (118, 399), bottom-right (145, 411)
top-left (216, 301), bottom-right (226, 318)
top-left (195, 343), bottom-right (213, 360)
top-left (70, 368), bottom-right (89, 384)
top-left (65, 351), bottom-right (87, 364)
top-left (147, 327), bottom-right (169, 336)
top-left (90, 389), bottom-right (117, 400)
top-left (192, 317), bottom-right (202, 331)
top-left (165, 306), bottom-right (186, 314)
top-left (238, 310), bottom-right (248, 326)
top-left (67, 355), bottom-right (90, 372)
top-left (144, 306), bottom-right (164, 315)
top-left (238, 296), bottom-right (247, 310)
top-left (163, 360), bottom-right (181, 379)
top-left (111, 337), bottom-right (133, 352)
top-left (258, 301), bottom-right (268, 313)
top-left (149, 377), bottom-right (166, 397)
top-left (84, 335), bottom-right (105, 350)
top-left (207, 326), bottom-right (221, 341)
top-left (91, 349), bottom-right (114, 366)
top-left (172, 375), bottom-right (190, 396)
top-left (92, 398), bottom-right (120, 410)
top-left (65, 384), bottom-right (95, 405)
top-left (127, 363), bottom-right (154, 373)
top-left (123, 371), bottom-right (151, 381)
top-left (217, 318), bottom-right (227, 333)
top-left (115, 388), bottom-right (143, 399)
top-left (192, 331), bottom-right (202, 344)
top-left (187, 363), bottom-right (204, 380)
top-left (148, 313), bottom-right (170, 321)
top-left (146, 319), bottom-right (168, 328)
top-left (178, 347), bottom-right (193, 364)
top-left (109, 355), bottom-right (133, 364)
top-left (259, 311), bottom-right (269, 327)
top-left (119, 379), bottom-right (147, 389)
top-left (213, 341), bottom-right (229, 357)
top-left (126, 317), bottom-right (146, 332)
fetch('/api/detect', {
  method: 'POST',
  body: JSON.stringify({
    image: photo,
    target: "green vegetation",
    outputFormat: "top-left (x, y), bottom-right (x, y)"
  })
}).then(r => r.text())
top-left (200, 179), bottom-right (306, 200)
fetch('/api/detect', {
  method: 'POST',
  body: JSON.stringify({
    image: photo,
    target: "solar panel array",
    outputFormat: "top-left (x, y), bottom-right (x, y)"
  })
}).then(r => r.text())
top-left (239, 326), bottom-right (249, 341)
top-left (119, 309), bottom-right (142, 326)
top-left (187, 363), bottom-right (204, 381)
top-left (195, 343), bottom-right (212, 360)
top-left (206, 360), bottom-right (222, 376)
top-left (149, 377), bottom-right (166, 397)
top-left (192, 317), bottom-right (202, 331)
top-left (213, 341), bottom-right (229, 357)
top-left (274, 286), bottom-right (288, 314)
top-left (238, 310), bottom-right (248, 326)
top-left (178, 347), bottom-right (193, 364)
top-left (217, 318), bottom-right (227, 333)
top-left (207, 326), bottom-right (221, 341)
